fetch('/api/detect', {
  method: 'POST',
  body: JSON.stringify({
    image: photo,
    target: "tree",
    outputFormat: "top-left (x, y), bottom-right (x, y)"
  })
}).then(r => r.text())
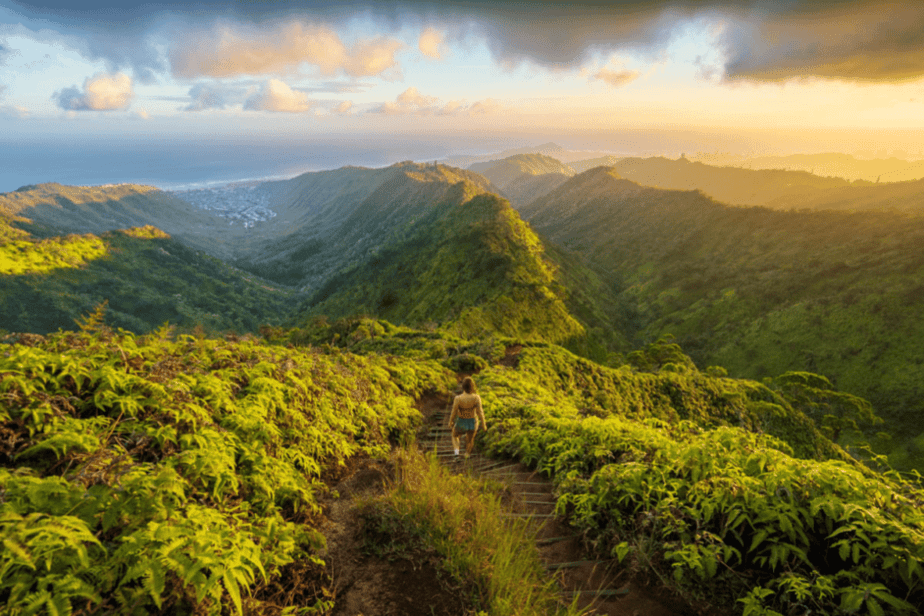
top-left (771, 371), bottom-right (881, 442)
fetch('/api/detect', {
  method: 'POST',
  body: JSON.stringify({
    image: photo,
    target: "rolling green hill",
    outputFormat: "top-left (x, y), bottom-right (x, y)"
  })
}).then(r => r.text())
top-left (467, 154), bottom-right (574, 207)
top-left (609, 156), bottom-right (856, 206)
top-left (0, 182), bottom-right (242, 258)
top-left (234, 162), bottom-right (501, 288)
top-left (301, 182), bottom-right (588, 346)
top-left (0, 217), bottom-right (297, 334)
top-left (522, 167), bottom-right (924, 467)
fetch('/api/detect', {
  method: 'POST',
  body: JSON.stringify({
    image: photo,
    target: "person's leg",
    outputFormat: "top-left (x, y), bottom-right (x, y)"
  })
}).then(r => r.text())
top-left (465, 430), bottom-right (476, 456)
top-left (451, 425), bottom-right (460, 456)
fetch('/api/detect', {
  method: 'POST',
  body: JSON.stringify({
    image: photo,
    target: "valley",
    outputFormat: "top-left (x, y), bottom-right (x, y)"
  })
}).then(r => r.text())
top-left (3, 149), bottom-right (924, 616)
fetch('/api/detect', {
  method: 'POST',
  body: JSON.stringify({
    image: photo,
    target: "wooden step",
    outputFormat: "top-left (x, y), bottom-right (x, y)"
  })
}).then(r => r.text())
top-left (560, 586), bottom-right (630, 598)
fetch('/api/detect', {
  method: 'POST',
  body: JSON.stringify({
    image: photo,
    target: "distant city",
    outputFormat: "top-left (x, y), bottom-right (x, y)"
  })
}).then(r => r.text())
top-left (170, 181), bottom-right (276, 228)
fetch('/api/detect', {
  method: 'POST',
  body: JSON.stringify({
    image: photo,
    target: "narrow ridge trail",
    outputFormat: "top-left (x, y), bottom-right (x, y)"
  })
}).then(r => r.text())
top-left (416, 389), bottom-right (690, 616)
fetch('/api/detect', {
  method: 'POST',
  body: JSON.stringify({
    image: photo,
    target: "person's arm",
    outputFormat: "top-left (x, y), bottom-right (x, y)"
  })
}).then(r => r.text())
top-left (448, 396), bottom-right (458, 427)
top-left (476, 395), bottom-right (486, 431)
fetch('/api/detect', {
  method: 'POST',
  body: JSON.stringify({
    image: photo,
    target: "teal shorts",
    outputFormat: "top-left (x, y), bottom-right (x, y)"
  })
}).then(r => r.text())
top-left (455, 417), bottom-right (476, 431)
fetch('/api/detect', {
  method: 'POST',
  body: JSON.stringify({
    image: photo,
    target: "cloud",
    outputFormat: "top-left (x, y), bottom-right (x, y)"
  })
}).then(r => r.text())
top-left (170, 21), bottom-right (403, 79)
top-left (184, 83), bottom-right (232, 111)
top-left (12, 2), bottom-right (924, 83)
top-left (593, 67), bottom-right (641, 87)
top-left (333, 100), bottom-right (353, 114)
top-left (53, 72), bottom-right (134, 111)
top-left (133, 107), bottom-right (150, 119)
top-left (373, 87), bottom-right (500, 117)
top-left (716, 4), bottom-right (924, 82)
top-left (397, 86), bottom-right (438, 107)
top-left (467, 98), bottom-right (501, 115)
top-left (244, 79), bottom-right (312, 112)
top-left (0, 104), bottom-right (29, 119)
top-left (418, 27), bottom-right (445, 59)
top-left (0, 84), bottom-right (29, 119)
top-left (0, 41), bottom-right (11, 64)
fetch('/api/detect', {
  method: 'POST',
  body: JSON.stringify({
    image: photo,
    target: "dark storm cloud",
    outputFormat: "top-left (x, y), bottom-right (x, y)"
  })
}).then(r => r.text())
top-left (5, 1), bottom-right (924, 82)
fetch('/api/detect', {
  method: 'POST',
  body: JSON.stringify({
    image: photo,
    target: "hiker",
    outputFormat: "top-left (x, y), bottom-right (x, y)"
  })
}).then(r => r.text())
top-left (448, 376), bottom-right (487, 461)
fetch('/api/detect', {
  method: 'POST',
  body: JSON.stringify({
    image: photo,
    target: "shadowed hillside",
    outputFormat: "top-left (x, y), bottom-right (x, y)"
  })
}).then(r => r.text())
top-left (0, 183), bottom-right (240, 257)
top-left (522, 166), bottom-right (924, 467)
top-left (764, 175), bottom-right (924, 213)
top-left (608, 156), bottom-right (855, 207)
top-left (694, 151), bottom-right (924, 183)
top-left (467, 154), bottom-right (575, 207)
top-left (235, 162), bottom-right (501, 288)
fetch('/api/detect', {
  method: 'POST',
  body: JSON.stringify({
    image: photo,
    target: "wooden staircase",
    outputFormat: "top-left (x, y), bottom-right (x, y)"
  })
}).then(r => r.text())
top-left (420, 408), bottom-right (634, 615)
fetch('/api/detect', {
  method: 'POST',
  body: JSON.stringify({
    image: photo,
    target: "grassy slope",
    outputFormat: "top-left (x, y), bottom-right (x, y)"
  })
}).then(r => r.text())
top-left (521, 168), bottom-right (924, 466)
top-left (303, 183), bottom-right (586, 345)
top-left (7, 313), bottom-right (922, 616)
top-left (0, 221), bottom-right (298, 334)
top-left (236, 163), bottom-right (501, 288)
top-left (610, 156), bottom-right (852, 206)
top-left (0, 182), bottom-right (240, 258)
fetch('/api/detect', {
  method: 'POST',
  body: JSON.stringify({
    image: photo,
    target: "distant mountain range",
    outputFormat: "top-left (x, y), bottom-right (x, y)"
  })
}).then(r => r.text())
top-left (692, 151), bottom-right (924, 183)
top-left (4, 154), bottom-right (924, 467)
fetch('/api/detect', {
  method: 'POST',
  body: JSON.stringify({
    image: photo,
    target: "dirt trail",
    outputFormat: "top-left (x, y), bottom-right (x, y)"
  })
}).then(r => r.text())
top-left (425, 383), bottom-right (696, 616)
top-left (318, 460), bottom-right (471, 616)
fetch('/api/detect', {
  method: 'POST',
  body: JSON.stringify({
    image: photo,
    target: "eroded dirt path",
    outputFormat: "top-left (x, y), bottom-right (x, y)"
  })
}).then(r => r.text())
top-left (318, 460), bottom-right (471, 616)
top-left (422, 381), bottom-right (696, 616)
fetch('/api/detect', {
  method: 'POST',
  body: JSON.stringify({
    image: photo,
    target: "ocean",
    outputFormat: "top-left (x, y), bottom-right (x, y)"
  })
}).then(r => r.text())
top-left (0, 136), bottom-right (463, 192)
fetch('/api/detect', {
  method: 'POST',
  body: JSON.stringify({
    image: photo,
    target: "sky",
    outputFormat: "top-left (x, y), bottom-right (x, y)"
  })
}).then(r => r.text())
top-left (2, 1), bottom-right (924, 188)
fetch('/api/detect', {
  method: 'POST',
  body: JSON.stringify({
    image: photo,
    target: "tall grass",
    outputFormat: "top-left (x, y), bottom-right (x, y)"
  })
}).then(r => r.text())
top-left (359, 448), bottom-right (584, 616)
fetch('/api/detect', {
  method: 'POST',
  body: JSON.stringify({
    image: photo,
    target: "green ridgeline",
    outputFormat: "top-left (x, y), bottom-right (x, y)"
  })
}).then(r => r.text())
top-left (0, 222), bottom-right (299, 335)
top-left (522, 167), bottom-right (924, 470)
top-left (300, 186), bottom-right (586, 346)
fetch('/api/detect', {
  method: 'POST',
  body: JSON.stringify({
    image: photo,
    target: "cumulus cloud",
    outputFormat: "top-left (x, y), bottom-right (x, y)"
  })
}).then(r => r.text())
top-left (244, 79), bottom-right (312, 112)
top-left (184, 83), bottom-right (232, 111)
top-left (593, 67), bottom-right (641, 87)
top-left (53, 72), bottom-right (134, 111)
top-left (418, 27), bottom-right (445, 59)
top-left (373, 87), bottom-right (499, 117)
top-left (170, 21), bottom-right (403, 79)
top-left (333, 100), bottom-right (353, 114)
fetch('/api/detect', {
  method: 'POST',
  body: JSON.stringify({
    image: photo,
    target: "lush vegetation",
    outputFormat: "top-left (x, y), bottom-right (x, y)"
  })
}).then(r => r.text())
top-left (0, 317), bottom-right (453, 615)
top-left (0, 224), bottom-right (299, 335)
top-left (522, 168), bottom-right (924, 469)
top-left (359, 449), bottom-right (581, 616)
top-left (474, 344), bottom-right (924, 616)
top-left (301, 188), bottom-right (586, 345)
top-left (0, 217), bottom-right (107, 276)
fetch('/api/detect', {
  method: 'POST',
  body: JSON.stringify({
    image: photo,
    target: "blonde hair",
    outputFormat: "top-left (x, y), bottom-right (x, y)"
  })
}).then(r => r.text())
top-left (461, 376), bottom-right (477, 394)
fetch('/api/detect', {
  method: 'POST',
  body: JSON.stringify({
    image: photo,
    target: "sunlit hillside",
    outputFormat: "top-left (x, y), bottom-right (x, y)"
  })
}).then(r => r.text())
top-left (301, 184), bottom-right (588, 346)
top-left (693, 152), bottom-right (924, 183)
top-left (468, 154), bottom-right (576, 208)
top-left (522, 166), bottom-right (924, 468)
top-left (0, 219), bottom-right (296, 334)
